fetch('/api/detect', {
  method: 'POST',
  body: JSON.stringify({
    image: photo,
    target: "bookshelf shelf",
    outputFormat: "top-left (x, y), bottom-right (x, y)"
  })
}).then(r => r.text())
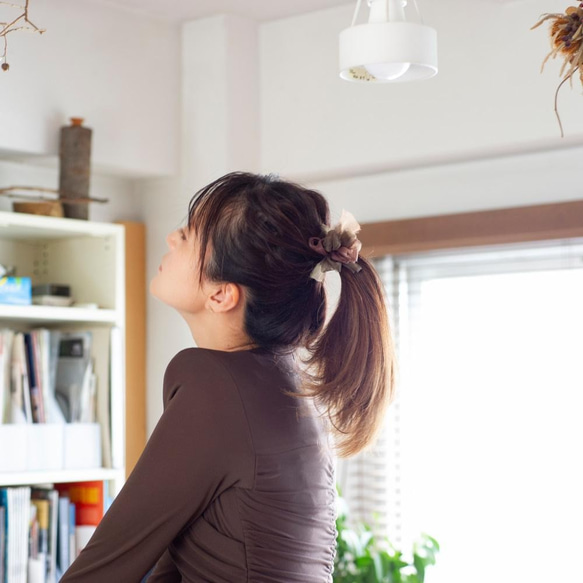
top-left (0, 468), bottom-right (124, 487)
top-left (0, 210), bottom-right (124, 240)
top-left (0, 305), bottom-right (121, 326)
top-left (0, 210), bottom-right (126, 501)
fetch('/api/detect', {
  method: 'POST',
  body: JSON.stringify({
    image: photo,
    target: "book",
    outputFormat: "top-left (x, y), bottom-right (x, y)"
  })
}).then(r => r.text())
top-left (0, 329), bottom-right (14, 424)
top-left (24, 333), bottom-right (45, 424)
top-left (54, 482), bottom-right (103, 528)
top-left (1, 487), bottom-right (31, 583)
top-left (45, 330), bottom-right (66, 424)
top-left (18, 334), bottom-right (33, 425)
top-left (68, 503), bottom-right (75, 564)
top-left (0, 504), bottom-right (5, 583)
top-left (9, 334), bottom-right (29, 424)
top-left (30, 496), bottom-right (49, 583)
top-left (55, 332), bottom-right (93, 423)
top-left (31, 332), bottom-right (46, 424)
top-left (57, 496), bottom-right (70, 575)
top-left (28, 502), bottom-right (46, 583)
top-left (31, 488), bottom-right (58, 583)
top-left (55, 483), bottom-right (104, 560)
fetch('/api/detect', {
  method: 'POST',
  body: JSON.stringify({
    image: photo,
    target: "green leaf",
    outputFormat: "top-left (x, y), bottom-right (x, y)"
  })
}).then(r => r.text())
top-left (355, 556), bottom-right (373, 569)
top-left (332, 489), bottom-right (440, 583)
top-left (413, 554), bottom-right (426, 582)
top-left (372, 553), bottom-right (384, 581)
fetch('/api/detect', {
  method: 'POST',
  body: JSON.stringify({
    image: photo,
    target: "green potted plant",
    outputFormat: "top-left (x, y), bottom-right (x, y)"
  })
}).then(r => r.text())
top-left (333, 490), bottom-right (439, 583)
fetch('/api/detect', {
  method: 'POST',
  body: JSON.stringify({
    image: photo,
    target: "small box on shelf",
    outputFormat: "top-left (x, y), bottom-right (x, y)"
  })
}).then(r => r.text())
top-left (0, 423), bottom-right (102, 472)
top-left (0, 425), bottom-right (27, 472)
top-left (64, 423), bottom-right (102, 469)
top-left (32, 283), bottom-right (74, 307)
top-left (26, 424), bottom-right (64, 471)
top-left (0, 277), bottom-right (32, 305)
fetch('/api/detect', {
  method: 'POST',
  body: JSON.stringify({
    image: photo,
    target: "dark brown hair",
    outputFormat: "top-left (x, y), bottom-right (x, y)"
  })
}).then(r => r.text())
top-left (187, 171), bottom-right (396, 458)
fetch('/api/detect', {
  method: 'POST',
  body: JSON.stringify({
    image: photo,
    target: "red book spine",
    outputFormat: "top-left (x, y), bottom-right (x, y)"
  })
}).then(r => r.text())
top-left (54, 481), bottom-right (104, 526)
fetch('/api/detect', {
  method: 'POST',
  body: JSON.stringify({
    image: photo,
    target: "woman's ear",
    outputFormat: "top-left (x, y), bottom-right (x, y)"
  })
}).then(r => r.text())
top-left (205, 282), bottom-right (242, 313)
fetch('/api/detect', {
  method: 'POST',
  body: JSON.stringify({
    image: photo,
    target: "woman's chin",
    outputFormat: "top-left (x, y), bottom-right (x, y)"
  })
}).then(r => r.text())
top-left (149, 275), bottom-right (161, 298)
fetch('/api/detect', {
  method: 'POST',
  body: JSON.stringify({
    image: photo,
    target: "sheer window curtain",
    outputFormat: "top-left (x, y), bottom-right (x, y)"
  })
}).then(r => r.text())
top-left (336, 238), bottom-right (583, 582)
top-left (334, 257), bottom-right (401, 543)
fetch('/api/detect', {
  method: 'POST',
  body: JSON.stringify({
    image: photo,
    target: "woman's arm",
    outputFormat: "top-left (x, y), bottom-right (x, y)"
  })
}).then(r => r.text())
top-left (145, 549), bottom-right (181, 582)
top-left (60, 349), bottom-right (254, 582)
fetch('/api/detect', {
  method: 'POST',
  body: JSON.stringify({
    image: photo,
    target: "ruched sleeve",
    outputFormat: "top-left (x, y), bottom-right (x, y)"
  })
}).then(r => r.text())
top-left (60, 348), bottom-right (255, 583)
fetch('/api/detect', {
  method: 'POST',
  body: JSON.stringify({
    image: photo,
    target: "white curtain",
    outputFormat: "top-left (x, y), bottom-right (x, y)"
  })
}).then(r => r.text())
top-left (335, 257), bottom-right (401, 542)
top-left (349, 238), bottom-right (583, 583)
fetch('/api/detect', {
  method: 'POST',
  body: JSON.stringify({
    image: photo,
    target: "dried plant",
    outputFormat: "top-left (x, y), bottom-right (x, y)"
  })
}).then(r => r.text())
top-left (0, 186), bottom-right (108, 204)
top-left (0, 0), bottom-right (45, 71)
top-left (532, 4), bottom-right (583, 137)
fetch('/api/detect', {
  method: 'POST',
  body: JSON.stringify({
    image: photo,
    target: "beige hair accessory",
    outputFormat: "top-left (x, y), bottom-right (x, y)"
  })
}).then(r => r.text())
top-left (308, 209), bottom-right (363, 282)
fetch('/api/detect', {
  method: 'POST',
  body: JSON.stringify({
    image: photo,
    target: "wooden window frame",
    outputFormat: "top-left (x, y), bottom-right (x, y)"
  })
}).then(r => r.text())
top-left (359, 200), bottom-right (583, 257)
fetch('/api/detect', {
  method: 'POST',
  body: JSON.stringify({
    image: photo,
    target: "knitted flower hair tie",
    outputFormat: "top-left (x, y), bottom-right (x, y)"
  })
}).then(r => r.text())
top-left (308, 209), bottom-right (363, 283)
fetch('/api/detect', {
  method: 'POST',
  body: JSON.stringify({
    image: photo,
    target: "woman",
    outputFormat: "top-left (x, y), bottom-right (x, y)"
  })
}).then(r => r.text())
top-left (61, 171), bottom-right (395, 582)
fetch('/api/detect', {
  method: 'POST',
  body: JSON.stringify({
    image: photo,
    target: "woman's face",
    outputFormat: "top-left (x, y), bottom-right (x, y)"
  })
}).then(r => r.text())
top-left (150, 225), bottom-right (207, 315)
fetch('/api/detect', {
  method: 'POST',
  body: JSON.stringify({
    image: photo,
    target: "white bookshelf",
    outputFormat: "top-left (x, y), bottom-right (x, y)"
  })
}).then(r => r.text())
top-left (0, 468), bottom-right (124, 488)
top-left (0, 305), bottom-right (120, 325)
top-left (0, 210), bottom-right (126, 496)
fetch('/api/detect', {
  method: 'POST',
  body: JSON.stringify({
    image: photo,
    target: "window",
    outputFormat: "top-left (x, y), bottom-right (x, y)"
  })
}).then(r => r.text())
top-left (377, 239), bottom-right (583, 582)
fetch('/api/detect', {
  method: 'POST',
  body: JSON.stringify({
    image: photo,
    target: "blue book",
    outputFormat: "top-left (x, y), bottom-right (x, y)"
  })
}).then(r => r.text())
top-left (58, 496), bottom-right (70, 574)
top-left (68, 502), bottom-right (76, 568)
top-left (0, 489), bottom-right (7, 583)
top-left (0, 499), bottom-right (5, 583)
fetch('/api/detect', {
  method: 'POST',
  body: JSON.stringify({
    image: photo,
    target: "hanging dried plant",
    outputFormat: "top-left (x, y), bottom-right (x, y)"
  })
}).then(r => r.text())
top-left (532, 4), bottom-right (583, 137)
top-left (0, 0), bottom-right (46, 71)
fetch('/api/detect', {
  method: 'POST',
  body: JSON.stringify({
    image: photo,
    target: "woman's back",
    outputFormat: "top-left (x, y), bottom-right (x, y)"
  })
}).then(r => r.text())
top-left (61, 347), bottom-right (337, 583)
top-left (163, 348), bottom-right (337, 582)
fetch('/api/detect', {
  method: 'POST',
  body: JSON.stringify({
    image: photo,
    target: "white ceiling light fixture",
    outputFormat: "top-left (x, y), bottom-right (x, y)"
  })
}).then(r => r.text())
top-left (339, 0), bottom-right (438, 83)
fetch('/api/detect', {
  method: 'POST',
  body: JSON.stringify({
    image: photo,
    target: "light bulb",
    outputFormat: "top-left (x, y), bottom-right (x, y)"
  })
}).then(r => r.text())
top-left (364, 62), bottom-right (410, 81)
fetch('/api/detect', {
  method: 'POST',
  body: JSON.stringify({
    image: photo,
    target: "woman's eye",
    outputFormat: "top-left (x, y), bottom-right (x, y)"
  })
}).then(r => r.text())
top-left (179, 229), bottom-right (187, 241)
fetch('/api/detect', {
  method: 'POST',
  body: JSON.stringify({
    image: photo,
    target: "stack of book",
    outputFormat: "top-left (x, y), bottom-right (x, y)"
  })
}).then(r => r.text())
top-left (0, 329), bottom-right (96, 426)
top-left (0, 482), bottom-right (105, 583)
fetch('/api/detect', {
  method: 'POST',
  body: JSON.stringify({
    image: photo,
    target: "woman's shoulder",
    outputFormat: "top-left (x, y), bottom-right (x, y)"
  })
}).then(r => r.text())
top-left (167, 346), bottom-right (294, 372)
top-left (165, 346), bottom-right (221, 377)
top-left (162, 347), bottom-right (240, 406)
top-left (163, 346), bottom-right (298, 402)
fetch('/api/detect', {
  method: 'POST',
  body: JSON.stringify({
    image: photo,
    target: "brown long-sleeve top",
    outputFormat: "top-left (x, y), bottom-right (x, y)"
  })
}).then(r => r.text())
top-left (60, 347), bottom-right (337, 582)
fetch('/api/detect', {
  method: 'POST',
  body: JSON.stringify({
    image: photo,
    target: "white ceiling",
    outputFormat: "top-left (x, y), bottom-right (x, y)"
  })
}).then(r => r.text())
top-left (91, 0), bottom-right (355, 23)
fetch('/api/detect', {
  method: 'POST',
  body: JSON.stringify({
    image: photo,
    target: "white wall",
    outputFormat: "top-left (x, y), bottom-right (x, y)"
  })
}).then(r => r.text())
top-left (311, 144), bottom-right (583, 223)
top-left (260, 0), bottom-right (583, 181)
top-left (0, 0), bottom-right (180, 178)
top-left (142, 15), bottom-right (261, 433)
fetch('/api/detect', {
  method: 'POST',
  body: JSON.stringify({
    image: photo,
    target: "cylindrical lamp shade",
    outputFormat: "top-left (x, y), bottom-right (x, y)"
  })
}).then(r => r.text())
top-left (339, 21), bottom-right (438, 83)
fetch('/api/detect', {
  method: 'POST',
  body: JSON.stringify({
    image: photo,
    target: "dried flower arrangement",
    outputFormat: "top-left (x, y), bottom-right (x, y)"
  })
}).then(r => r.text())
top-left (1, 0), bottom-right (45, 71)
top-left (532, 4), bottom-right (583, 136)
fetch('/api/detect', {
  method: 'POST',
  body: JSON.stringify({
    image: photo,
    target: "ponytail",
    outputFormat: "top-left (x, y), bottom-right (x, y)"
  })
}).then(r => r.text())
top-left (300, 256), bottom-right (396, 458)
